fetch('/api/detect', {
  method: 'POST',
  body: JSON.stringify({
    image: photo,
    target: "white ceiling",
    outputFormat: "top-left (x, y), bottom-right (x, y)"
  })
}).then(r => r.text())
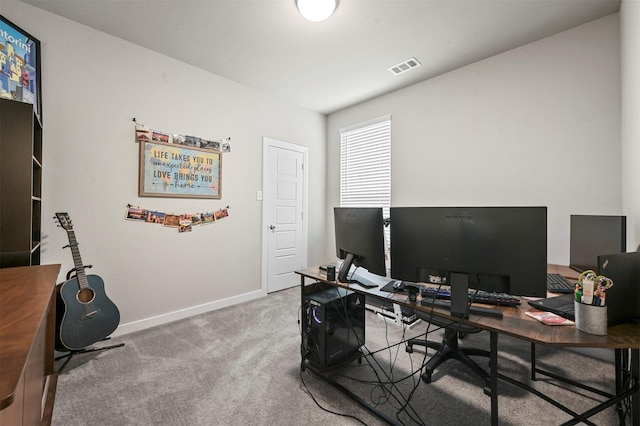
top-left (21, 0), bottom-right (620, 115)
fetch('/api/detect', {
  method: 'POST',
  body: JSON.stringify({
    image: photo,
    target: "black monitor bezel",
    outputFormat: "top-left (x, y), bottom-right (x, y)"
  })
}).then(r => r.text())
top-left (334, 207), bottom-right (387, 282)
top-left (389, 206), bottom-right (548, 301)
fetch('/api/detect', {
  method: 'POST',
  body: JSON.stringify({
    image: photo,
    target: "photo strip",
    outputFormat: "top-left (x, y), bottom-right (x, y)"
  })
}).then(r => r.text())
top-left (132, 120), bottom-right (230, 152)
top-left (125, 204), bottom-right (229, 233)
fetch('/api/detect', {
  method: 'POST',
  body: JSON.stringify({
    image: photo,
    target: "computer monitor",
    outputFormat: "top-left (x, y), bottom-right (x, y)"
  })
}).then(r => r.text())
top-left (390, 207), bottom-right (547, 315)
top-left (334, 207), bottom-right (387, 283)
top-left (570, 215), bottom-right (627, 273)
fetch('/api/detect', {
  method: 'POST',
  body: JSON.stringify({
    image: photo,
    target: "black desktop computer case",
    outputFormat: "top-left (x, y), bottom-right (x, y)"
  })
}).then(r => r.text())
top-left (302, 287), bottom-right (365, 370)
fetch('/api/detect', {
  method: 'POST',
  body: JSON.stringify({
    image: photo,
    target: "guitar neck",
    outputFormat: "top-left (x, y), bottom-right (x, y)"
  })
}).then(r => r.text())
top-left (66, 229), bottom-right (90, 289)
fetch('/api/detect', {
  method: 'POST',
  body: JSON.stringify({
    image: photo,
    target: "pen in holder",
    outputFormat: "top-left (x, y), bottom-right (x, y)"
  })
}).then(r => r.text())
top-left (574, 270), bottom-right (612, 336)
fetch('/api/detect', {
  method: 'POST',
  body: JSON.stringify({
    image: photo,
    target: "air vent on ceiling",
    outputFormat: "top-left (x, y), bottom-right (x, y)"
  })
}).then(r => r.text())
top-left (388, 57), bottom-right (421, 76)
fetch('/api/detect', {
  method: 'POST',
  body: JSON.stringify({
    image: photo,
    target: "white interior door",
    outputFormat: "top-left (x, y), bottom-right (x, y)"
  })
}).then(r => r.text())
top-left (262, 138), bottom-right (308, 293)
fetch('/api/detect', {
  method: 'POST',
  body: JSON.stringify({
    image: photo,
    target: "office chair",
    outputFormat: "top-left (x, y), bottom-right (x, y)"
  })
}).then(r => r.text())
top-left (406, 311), bottom-right (491, 395)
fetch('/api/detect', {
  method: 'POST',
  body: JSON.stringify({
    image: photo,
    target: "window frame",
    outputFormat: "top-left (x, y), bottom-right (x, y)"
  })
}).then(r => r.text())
top-left (339, 115), bottom-right (391, 255)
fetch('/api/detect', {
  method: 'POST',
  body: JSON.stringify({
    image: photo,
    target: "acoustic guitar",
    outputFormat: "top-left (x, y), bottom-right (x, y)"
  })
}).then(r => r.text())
top-left (54, 212), bottom-right (120, 351)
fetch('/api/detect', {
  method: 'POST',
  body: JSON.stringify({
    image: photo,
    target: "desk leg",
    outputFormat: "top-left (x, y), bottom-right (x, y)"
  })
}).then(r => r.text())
top-left (633, 349), bottom-right (639, 426)
top-left (616, 348), bottom-right (626, 424)
top-left (531, 342), bottom-right (537, 381)
top-left (615, 349), bottom-right (623, 394)
top-left (300, 274), bottom-right (309, 370)
top-left (490, 331), bottom-right (498, 426)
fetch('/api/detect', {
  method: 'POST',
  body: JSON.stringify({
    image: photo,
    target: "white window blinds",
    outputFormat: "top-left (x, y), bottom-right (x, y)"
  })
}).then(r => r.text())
top-left (339, 115), bottom-right (391, 209)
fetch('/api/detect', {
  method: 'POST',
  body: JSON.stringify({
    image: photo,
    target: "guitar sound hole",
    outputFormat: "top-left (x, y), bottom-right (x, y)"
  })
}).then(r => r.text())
top-left (77, 288), bottom-right (96, 304)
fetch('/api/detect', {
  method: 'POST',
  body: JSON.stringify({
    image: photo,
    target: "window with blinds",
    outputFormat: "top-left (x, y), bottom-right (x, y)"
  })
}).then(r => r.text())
top-left (339, 115), bottom-right (391, 250)
top-left (339, 115), bottom-right (391, 209)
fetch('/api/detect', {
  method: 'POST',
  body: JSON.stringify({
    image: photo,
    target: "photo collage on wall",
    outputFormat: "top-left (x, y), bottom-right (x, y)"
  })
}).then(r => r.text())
top-left (126, 204), bottom-right (229, 233)
top-left (135, 122), bottom-right (231, 153)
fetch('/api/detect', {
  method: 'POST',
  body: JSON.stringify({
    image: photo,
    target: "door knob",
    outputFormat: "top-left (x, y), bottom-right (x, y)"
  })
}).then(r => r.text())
top-left (269, 225), bottom-right (276, 231)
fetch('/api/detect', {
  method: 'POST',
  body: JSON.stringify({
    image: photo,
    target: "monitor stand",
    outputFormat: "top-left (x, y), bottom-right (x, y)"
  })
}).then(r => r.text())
top-left (421, 272), bottom-right (503, 319)
top-left (450, 272), bottom-right (502, 318)
top-left (450, 272), bottom-right (470, 317)
top-left (338, 253), bottom-right (356, 282)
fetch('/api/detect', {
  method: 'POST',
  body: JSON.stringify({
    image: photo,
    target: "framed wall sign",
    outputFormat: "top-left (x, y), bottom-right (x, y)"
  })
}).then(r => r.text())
top-left (139, 140), bottom-right (222, 199)
top-left (0, 15), bottom-right (42, 122)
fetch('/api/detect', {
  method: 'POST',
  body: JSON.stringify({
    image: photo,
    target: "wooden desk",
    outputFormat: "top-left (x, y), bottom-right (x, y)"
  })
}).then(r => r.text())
top-left (1, 264), bottom-right (61, 426)
top-left (296, 266), bottom-right (640, 426)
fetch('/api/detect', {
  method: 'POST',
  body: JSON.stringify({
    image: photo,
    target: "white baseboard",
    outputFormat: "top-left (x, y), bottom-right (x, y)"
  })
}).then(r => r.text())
top-left (111, 289), bottom-right (266, 337)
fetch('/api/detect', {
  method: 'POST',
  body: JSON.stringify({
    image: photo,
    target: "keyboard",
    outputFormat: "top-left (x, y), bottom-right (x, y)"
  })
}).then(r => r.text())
top-left (546, 273), bottom-right (575, 294)
top-left (548, 301), bottom-right (575, 320)
top-left (421, 298), bottom-right (504, 318)
top-left (419, 286), bottom-right (521, 307)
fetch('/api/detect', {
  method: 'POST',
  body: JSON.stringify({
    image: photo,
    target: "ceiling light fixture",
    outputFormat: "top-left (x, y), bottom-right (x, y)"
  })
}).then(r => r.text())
top-left (297, 0), bottom-right (337, 22)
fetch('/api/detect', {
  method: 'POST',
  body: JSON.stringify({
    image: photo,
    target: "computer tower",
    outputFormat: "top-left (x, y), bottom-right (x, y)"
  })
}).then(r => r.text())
top-left (303, 287), bottom-right (365, 370)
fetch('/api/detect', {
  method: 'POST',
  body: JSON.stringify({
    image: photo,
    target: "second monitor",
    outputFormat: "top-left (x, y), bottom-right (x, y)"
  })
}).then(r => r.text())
top-left (569, 214), bottom-right (627, 273)
top-left (334, 207), bottom-right (387, 283)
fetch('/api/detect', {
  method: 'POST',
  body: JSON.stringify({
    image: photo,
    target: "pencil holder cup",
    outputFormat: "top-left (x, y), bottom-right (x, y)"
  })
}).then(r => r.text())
top-left (574, 301), bottom-right (607, 336)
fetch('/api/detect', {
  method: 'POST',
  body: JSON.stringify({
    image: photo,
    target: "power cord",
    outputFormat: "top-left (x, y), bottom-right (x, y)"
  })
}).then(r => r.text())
top-left (298, 367), bottom-right (368, 425)
top-left (316, 280), bottom-right (427, 424)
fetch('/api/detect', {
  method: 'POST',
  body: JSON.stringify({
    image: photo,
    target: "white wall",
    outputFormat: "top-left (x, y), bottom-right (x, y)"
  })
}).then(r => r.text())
top-left (327, 14), bottom-right (622, 266)
top-left (0, 1), bottom-right (327, 334)
top-left (621, 1), bottom-right (640, 251)
top-left (2, 1), bottom-right (633, 337)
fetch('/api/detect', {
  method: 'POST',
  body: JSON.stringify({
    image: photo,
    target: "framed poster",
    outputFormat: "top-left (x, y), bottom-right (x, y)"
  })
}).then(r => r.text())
top-left (139, 140), bottom-right (222, 199)
top-left (0, 15), bottom-right (42, 122)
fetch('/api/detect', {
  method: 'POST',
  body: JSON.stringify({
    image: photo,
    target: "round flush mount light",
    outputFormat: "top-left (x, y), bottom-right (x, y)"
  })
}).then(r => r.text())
top-left (297, 0), bottom-right (337, 22)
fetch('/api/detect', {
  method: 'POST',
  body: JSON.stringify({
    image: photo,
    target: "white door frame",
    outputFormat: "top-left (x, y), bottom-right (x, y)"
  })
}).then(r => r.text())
top-left (261, 137), bottom-right (309, 293)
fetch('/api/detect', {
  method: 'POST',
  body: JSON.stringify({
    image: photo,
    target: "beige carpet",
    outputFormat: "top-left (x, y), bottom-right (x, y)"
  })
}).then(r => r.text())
top-left (52, 286), bottom-right (624, 425)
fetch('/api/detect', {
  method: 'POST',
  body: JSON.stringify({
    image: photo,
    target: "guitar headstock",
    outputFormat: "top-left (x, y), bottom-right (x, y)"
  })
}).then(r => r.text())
top-left (55, 212), bottom-right (73, 231)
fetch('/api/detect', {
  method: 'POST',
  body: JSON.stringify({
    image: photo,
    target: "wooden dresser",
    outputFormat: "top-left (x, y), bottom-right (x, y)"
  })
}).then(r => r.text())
top-left (0, 264), bottom-right (60, 425)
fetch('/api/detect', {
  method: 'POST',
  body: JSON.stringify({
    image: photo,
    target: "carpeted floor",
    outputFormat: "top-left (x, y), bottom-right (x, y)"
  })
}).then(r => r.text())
top-left (52, 286), bottom-right (624, 425)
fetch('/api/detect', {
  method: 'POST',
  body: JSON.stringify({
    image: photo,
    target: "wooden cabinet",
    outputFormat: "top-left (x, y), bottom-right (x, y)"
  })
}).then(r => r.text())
top-left (0, 264), bottom-right (60, 426)
top-left (0, 98), bottom-right (43, 267)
